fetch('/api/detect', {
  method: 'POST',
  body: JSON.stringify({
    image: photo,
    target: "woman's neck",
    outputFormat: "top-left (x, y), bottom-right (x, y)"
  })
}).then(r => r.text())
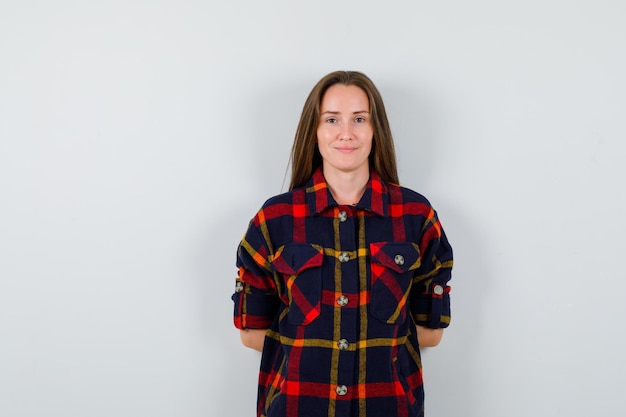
top-left (323, 167), bottom-right (370, 206)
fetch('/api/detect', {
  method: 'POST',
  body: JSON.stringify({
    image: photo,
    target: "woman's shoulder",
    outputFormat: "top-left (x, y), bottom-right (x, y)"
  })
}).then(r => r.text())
top-left (245, 188), bottom-right (307, 230)
top-left (388, 182), bottom-right (433, 206)
top-left (259, 187), bottom-right (304, 209)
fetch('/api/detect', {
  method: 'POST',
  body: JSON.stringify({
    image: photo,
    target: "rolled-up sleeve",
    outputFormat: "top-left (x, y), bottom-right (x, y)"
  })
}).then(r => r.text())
top-left (410, 209), bottom-right (454, 329)
top-left (232, 221), bottom-right (280, 330)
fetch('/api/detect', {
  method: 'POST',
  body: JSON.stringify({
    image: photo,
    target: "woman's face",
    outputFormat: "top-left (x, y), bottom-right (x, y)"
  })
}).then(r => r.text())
top-left (317, 84), bottom-right (373, 178)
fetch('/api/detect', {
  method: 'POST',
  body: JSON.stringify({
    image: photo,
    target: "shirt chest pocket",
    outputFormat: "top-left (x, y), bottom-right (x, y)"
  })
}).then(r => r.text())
top-left (271, 243), bottom-right (324, 326)
top-left (369, 242), bottom-right (421, 324)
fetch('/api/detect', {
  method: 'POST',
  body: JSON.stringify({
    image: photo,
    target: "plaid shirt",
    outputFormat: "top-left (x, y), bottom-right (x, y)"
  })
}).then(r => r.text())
top-left (233, 168), bottom-right (453, 417)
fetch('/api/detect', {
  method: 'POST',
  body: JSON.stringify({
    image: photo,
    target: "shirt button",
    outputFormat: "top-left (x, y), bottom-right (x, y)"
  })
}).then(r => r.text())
top-left (336, 385), bottom-right (348, 396)
top-left (337, 339), bottom-right (349, 350)
top-left (337, 295), bottom-right (349, 307)
top-left (338, 252), bottom-right (350, 263)
top-left (235, 281), bottom-right (243, 293)
top-left (433, 284), bottom-right (444, 295)
top-left (394, 254), bottom-right (405, 266)
top-left (338, 210), bottom-right (348, 222)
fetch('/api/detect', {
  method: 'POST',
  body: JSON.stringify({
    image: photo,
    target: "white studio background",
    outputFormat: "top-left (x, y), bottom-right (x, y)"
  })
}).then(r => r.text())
top-left (1, 1), bottom-right (625, 416)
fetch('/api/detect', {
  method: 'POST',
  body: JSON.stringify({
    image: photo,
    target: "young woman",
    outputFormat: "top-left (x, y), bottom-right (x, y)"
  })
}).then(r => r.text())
top-left (232, 71), bottom-right (453, 417)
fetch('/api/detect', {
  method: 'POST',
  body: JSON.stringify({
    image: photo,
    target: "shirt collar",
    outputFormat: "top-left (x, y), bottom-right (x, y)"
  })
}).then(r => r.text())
top-left (305, 167), bottom-right (388, 216)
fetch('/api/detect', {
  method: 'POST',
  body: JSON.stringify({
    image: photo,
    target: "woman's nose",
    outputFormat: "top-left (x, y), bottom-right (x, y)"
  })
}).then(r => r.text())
top-left (339, 124), bottom-right (353, 139)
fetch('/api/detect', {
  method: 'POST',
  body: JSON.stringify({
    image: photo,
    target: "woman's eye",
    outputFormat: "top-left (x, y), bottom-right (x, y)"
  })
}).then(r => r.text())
top-left (355, 117), bottom-right (366, 123)
top-left (326, 118), bottom-right (338, 124)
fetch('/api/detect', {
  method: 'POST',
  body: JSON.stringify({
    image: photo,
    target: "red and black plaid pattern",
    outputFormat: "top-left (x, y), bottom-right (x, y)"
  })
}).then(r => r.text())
top-left (233, 168), bottom-right (453, 417)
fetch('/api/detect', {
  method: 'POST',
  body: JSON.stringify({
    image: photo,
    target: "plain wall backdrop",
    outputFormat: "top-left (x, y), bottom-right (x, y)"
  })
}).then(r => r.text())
top-left (1, 1), bottom-right (625, 416)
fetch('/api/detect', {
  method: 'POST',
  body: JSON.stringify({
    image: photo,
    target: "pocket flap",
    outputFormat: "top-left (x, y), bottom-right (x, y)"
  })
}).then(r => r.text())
top-left (271, 243), bottom-right (324, 275)
top-left (370, 242), bottom-right (421, 274)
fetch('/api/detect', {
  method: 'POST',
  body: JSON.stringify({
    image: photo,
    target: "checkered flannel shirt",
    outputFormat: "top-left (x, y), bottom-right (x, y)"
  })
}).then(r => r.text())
top-left (233, 168), bottom-right (453, 417)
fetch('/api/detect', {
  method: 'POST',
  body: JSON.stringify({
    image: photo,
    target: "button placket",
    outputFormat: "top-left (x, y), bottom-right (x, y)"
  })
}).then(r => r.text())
top-left (334, 208), bottom-right (355, 403)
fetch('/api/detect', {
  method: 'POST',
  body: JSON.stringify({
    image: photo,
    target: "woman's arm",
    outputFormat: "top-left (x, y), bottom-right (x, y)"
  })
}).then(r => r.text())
top-left (239, 329), bottom-right (268, 352)
top-left (416, 325), bottom-right (444, 347)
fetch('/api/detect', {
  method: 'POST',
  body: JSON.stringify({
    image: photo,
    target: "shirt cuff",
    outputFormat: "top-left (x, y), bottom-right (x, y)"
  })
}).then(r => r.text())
top-left (232, 284), bottom-right (278, 330)
top-left (411, 282), bottom-right (451, 328)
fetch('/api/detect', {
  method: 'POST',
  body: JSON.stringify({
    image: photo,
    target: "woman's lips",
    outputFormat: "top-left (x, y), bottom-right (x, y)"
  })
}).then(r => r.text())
top-left (335, 146), bottom-right (357, 153)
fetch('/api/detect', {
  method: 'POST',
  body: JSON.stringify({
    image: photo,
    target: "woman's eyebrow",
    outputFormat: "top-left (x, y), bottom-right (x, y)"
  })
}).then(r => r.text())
top-left (320, 110), bottom-right (369, 115)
